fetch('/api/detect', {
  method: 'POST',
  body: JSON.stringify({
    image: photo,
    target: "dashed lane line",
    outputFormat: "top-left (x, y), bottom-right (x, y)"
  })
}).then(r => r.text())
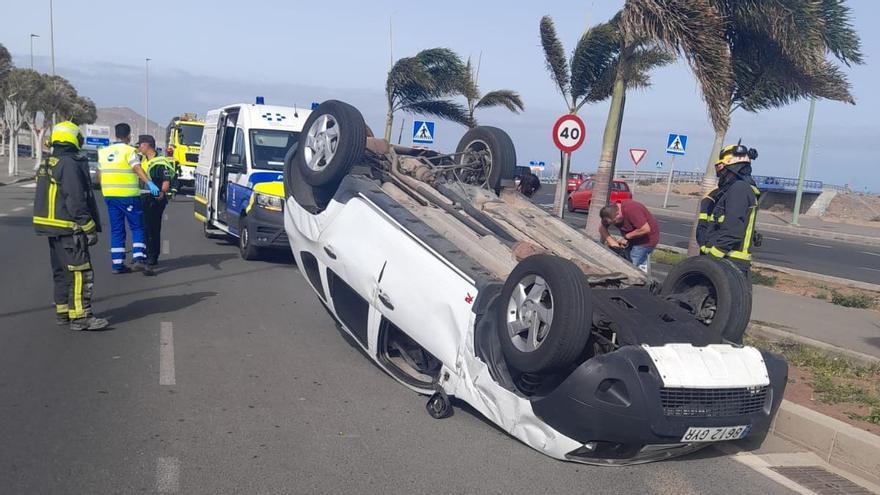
top-left (156, 457), bottom-right (180, 493)
top-left (11, 206), bottom-right (26, 212)
top-left (19, 183), bottom-right (36, 189)
top-left (763, 236), bottom-right (782, 241)
top-left (860, 251), bottom-right (880, 257)
top-left (862, 267), bottom-right (880, 272)
top-left (162, 240), bottom-right (170, 255)
top-left (805, 242), bottom-right (833, 249)
top-left (159, 322), bottom-right (175, 386)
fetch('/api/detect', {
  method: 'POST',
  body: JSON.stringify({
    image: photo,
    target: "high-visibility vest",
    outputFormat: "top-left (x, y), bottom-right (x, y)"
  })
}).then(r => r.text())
top-left (98, 143), bottom-right (140, 197)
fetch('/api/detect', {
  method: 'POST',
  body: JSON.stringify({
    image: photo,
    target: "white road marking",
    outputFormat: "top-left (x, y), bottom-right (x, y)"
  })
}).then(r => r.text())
top-left (11, 206), bottom-right (26, 212)
top-left (763, 236), bottom-right (782, 241)
top-left (805, 242), bottom-right (833, 249)
top-left (862, 267), bottom-right (880, 272)
top-left (162, 240), bottom-right (170, 255)
top-left (159, 322), bottom-right (175, 386)
top-left (156, 457), bottom-right (180, 493)
top-left (860, 251), bottom-right (880, 257)
top-left (663, 233), bottom-right (690, 238)
top-left (0, 213), bottom-right (7, 217)
top-left (163, 213), bottom-right (169, 221)
top-left (19, 183), bottom-right (36, 189)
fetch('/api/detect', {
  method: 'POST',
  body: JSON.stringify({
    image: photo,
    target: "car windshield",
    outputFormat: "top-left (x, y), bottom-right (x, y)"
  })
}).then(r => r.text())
top-left (178, 124), bottom-right (204, 146)
top-left (568, 173), bottom-right (581, 180)
top-left (84, 149), bottom-right (99, 162)
top-left (250, 129), bottom-right (299, 170)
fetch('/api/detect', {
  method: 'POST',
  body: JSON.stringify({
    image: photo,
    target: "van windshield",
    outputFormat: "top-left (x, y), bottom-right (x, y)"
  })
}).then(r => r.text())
top-left (178, 124), bottom-right (204, 146)
top-left (250, 129), bottom-right (299, 170)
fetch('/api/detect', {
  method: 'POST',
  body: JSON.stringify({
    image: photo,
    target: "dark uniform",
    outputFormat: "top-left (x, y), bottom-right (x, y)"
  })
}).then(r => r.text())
top-left (699, 144), bottom-right (761, 273)
top-left (141, 155), bottom-right (175, 266)
top-left (33, 134), bottom-right (103, 325)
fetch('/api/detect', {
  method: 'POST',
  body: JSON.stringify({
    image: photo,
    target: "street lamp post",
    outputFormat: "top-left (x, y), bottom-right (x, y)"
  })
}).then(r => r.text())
top-left (29, 34), bottom-right (39, 70)
top-left (48, 0), bottom-right (55, 76)
top-left (144, 58), bottom-right (151, 136)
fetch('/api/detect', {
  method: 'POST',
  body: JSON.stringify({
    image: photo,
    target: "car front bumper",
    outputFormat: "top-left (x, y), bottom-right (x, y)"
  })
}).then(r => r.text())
top-left (248, 205), bottom-right (288, 249)
top-left (530, 346), bottom-right (788, 465)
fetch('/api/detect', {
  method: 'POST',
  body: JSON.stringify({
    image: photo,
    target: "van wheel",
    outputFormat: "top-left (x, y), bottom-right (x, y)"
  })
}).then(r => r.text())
top-left (239, 215), bottom-right (260, 261)
top-left (455, 126), bottom-right (516, 192)
top-left (295, 100), bottom-right (365, 190)
top-left (660, 256), bottom-right (751, 343)
top-left (497, 255), bottom-right (592, 374)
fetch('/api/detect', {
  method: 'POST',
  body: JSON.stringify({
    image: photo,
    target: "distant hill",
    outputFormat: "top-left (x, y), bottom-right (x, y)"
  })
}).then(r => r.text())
top-left (96, 107), bottom-right (166, 148)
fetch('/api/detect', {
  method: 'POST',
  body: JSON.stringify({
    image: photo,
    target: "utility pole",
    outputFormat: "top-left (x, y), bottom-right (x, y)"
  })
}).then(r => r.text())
top-left (29, 34), bottom-right (39, 70)
top-left (145, 58), bottom-right (151, 136)
top-left (49, 0), bottom-right (55, 76)
top-left (792, 98), bottom-right (816, 226)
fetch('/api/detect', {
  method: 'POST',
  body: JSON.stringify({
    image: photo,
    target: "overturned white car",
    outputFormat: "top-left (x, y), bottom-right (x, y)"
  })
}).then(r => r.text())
top-left (282, 100), bottom-right (787, 465)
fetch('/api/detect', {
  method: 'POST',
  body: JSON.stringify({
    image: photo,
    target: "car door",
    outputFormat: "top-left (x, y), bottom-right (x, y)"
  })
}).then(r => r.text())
top-left (573, 180), bottom-right (593, 209)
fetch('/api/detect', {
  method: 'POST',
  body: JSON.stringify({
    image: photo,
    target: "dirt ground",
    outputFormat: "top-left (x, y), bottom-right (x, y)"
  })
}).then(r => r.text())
top-left (822, 192), bottom-right (880, 224)
top-left (635, 182), bottom-right (704, 196)
top-left (784, 365), bottom-right (879, 434)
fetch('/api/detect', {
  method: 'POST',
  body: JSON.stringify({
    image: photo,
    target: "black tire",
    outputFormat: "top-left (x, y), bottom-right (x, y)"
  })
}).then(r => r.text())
top-left (660, 256), bottom-right (751, 343)
top-left (294, 100), bottom-right (366, 189)
top-left (567, 198), bottom-right (575, 212)
top-left (497, 255), bottom-right (592, 374)
top-left (455, 126), bottom-right (517, 191)
top-left (239, 215), bottom-right (260, 261)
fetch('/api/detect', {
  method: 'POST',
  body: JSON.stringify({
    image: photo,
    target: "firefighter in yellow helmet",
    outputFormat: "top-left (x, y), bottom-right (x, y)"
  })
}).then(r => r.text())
top-left (698, 142), bottom-right (762, 273)
top-left (33, 121), bottom-right (108, 330)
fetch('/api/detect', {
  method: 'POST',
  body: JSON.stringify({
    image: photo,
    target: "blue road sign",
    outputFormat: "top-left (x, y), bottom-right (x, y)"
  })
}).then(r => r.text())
top-left (85, 136), bottom-right (110, 147)
top-left (412, 120), bottom-right (435, 144)
top-left (666, 133), bottom-right (687, 155)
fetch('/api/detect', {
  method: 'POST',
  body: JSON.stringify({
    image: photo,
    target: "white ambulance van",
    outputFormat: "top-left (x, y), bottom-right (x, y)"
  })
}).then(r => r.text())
top-left (194, 101), bottom-right (310, 259)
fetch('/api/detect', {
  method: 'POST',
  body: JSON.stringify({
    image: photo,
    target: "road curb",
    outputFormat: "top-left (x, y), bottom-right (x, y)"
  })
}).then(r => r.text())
top-left (647, 205), bottom-right (880, 247)
top-left (0, 175), bottom-right (35, 187)
top-left (656, 244), bottom-right (880, 292)
top-left (771, 400), bottom-right (880, 487)
top-left (746, 323), bottom-right (880, 367)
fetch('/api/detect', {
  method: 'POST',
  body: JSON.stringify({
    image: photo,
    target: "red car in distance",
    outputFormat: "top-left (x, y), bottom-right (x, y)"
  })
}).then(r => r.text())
top-left (566, 172), bottom-right (587, 193)
top-left (567, 178), bottom-right (632, 213)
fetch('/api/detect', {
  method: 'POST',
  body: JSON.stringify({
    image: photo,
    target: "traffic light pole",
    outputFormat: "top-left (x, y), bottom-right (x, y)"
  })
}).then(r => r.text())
top-left (792, 98), bottom-right (816, 226)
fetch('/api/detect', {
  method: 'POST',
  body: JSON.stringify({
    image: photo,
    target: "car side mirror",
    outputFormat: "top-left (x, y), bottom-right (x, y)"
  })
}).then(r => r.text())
top-left (226, 154), bottom-right (244, 173)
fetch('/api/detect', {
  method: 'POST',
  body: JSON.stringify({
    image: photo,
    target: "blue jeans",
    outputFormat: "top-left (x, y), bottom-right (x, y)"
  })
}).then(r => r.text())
top-left (628, 245), bottom-right (655, 273)
top-left (105, 197), bottom-right (146, 269)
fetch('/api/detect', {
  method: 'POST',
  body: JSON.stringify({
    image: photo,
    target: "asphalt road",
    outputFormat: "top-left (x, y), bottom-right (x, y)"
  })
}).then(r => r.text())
top-left (531, 187), bottom-right (880, 285)
top-left (0, 182), bottom-right (796, 494)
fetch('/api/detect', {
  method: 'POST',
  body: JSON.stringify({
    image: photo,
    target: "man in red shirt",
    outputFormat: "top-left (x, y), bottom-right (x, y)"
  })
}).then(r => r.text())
top-left (599, 200), bottom-right (659, 272)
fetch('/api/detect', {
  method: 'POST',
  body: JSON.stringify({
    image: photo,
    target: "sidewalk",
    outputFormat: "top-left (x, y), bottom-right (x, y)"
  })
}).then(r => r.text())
top-left (637, 190), bottom-right (880, 245)
top-left (0, 158), bottom-right (37, 186)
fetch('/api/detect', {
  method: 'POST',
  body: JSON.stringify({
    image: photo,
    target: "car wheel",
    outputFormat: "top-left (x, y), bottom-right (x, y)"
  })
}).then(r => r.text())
top-left (660, 256), bottom-right (751, 343)
top-left (497, 255), bottom-right (592, 374)
top-left (239, 215), bottom-right (260, 260)
top-left (295, 100), bottom-right (366, 189)
top-left (567, 198), bottom-right (575, 212)
top-left (455, 126), bottom-right (516, 192)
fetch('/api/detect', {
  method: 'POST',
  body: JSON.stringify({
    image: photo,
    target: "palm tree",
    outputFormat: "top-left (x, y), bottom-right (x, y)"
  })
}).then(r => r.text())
top-left (539, 15), bottom-right (674, 216)
top-left (685, 0), bottom-right (863, 254)
top-left (583, 0), bottom-right (733, 240)
top-left (384, 48), bottom-right (470, 141)
top-left (461, 57), bottom-right (524, 127)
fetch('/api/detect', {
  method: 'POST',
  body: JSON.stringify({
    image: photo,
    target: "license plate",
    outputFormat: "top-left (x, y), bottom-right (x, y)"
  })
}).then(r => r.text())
top-left (680, 425), bottom-right (750, 443)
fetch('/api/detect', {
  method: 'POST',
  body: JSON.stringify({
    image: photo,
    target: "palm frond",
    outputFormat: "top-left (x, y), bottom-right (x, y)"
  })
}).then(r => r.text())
top-left (624, 44), bottom-right (676, 89)
top-left (386, 56), bottom-right (436, 110)
top-left (415, 48), bottom-right (466, 95)
top-left (475, 90), bottom-right (524, 113)
top-left (570, 20), bottom-right (620, 102)
top-left (462, 58), bottom-right (481, 103)
top-left (401, 99), bottom-right (473, 128)
top-left (540, 16), bottom-right (571, 98)
top-left (818, 0), bottom-right (863, 65)
top-left (623, 0), bottom-right (733, 131)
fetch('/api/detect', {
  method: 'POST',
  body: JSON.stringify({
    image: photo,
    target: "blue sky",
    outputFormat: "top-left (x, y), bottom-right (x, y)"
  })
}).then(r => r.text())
top-left (3, 0), bottom-right (877, 192)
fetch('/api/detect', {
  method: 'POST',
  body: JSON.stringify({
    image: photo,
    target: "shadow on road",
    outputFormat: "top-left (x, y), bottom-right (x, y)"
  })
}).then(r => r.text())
top-left (155, 252), bottom-right (238, 272)
top-left (103, 291), bottom-right (218, 326)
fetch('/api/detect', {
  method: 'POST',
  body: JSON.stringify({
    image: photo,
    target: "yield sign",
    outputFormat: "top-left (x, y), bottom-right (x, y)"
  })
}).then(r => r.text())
top-left (629, 148), bottom-right (647, 167)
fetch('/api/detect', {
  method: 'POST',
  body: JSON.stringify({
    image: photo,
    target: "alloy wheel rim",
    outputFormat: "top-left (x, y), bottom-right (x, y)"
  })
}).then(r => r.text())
top-left (303, 114), bottom-right (340, 172)
top-left (506, 274), bottom-right (554, 352)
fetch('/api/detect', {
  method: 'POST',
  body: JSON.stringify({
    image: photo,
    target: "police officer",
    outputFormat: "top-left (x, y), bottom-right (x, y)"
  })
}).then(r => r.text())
top-left (97, 123), bottom-right (159, 274)
top-left (136, 135), bottom-right (175, 275)
top-left (33, 122), bottom-right (108, 330)
top-left (698, 142), bottom-right (761, 273)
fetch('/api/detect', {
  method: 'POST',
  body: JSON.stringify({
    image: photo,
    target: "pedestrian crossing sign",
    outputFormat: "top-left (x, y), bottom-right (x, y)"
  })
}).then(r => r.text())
top-left (412, 120), bottom-right (435, 144)
top-left (666, 133), bottom-right (687, 156)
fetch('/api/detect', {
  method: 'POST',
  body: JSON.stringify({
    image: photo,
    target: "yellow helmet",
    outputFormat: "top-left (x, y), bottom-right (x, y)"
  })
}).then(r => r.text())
top-left (718, 142), bottom-right (757, 167)
top-left (50, 121), bottom-right (83, 149)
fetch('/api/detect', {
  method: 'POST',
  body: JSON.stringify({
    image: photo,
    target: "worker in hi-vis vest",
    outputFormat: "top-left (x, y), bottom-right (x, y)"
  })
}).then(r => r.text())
top-left (97, 123), bottom-right (159, 274)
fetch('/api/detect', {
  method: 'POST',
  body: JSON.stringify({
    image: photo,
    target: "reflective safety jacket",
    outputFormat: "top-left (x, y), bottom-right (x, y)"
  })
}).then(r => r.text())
top-left (98, 142), bottom-right (140, 197)
top-left (33, 145), bottom-right (102, 236)
top-left (700, 179), bottom-right (760, 262)
top-left (141, 155), bottom-right (176, 194)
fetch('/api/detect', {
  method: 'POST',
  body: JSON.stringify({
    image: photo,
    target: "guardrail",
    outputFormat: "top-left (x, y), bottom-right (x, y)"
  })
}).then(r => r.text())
top-left (612, 170), bottom-right (824, 193)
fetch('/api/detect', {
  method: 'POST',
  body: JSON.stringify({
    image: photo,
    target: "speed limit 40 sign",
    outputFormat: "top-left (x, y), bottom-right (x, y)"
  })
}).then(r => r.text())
top-left (552, 114), bottom-right (586, 153)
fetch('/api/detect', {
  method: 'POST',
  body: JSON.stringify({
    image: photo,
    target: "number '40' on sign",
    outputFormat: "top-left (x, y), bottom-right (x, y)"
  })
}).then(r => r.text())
top-left (552, 114), bottom-right (586, 153)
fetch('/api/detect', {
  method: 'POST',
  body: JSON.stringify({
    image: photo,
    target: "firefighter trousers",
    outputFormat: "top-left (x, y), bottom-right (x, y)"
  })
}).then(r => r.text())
top-left (48, 234), bottom-right (94, 319)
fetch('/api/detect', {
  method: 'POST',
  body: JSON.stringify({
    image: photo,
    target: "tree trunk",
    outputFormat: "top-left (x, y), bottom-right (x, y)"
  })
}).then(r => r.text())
top-left (551, 148), bottom-right (565, 216)
top-left (384, 107), bottom-right (395, 142)
top-left (34, 127), bottom-right (46, 170)
top-left (8, 131), bottom-right (17, 176)
top-left (0, 124), bottom-right (5, 157)
top-left (584, 64), bottom-right (628, 240)
top-left (686, 126), bottom-right (727, 255)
